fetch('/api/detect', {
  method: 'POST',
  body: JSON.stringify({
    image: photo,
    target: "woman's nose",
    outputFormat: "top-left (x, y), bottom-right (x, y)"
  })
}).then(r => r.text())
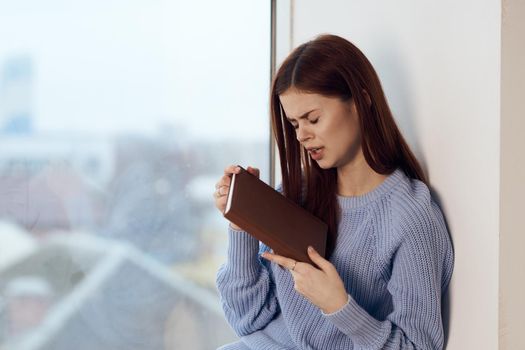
top-left (296, 125), bottom-right (312, 142)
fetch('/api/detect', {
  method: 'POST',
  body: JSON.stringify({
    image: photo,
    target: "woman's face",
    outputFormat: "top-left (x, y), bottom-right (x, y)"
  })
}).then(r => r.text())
top-left (279, 88), bottom-right (362, 170)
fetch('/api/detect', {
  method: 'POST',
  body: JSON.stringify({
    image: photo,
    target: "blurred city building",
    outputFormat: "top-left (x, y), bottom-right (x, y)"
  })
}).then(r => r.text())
top-left (0, 55), bottom-right (34, 135)
top-left (0, 232), bottom-right (236, 350)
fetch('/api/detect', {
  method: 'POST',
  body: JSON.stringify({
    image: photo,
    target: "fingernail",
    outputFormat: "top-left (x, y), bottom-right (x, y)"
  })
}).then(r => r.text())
top-left (308, 246), bottom-right (314, 253)
top-left (261, 253), bottom-right (268, 259)
top-left (235, 166), bottom-right (241, 172)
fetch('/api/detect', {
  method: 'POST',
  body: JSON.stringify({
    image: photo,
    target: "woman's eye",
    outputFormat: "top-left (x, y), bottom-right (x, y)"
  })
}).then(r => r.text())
top-left (292, 118), bottom-right (319, 130)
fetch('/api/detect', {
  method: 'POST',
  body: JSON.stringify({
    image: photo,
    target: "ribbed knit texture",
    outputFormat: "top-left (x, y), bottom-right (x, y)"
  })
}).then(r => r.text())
top-left (216, 169), bottom-right (454, 350)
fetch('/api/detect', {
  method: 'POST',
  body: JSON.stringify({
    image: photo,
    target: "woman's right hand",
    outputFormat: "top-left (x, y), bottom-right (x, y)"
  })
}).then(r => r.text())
top-left (214, 164), bottom-right (260, 231)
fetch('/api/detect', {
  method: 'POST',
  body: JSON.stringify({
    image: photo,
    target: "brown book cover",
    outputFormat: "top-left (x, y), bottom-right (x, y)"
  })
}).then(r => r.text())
top-left (223, 166), bottom-right (327, 264)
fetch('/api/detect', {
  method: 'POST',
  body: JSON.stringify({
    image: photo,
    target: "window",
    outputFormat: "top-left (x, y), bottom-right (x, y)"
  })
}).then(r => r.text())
top-left (0, 1), bottom-right (270, 349)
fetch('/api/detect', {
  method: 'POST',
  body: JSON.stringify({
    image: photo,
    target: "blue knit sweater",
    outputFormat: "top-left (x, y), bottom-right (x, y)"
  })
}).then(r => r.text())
top-left (216, 169), bottom-right (454, 350)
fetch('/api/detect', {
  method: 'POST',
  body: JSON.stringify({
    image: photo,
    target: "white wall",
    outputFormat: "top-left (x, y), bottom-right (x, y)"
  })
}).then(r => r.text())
top-left (500, 1), bottom-right (525, 349)
top-left (276, 0), bottom-right (523, 348)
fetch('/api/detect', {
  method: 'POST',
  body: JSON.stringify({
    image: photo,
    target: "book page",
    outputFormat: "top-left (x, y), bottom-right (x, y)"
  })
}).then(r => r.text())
top-left (225, 173), bottom-right (236, 213)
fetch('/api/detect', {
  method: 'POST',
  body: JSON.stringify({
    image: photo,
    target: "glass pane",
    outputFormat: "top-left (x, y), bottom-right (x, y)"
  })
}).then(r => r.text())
top-left (0, 1), bottom-right (270, 349)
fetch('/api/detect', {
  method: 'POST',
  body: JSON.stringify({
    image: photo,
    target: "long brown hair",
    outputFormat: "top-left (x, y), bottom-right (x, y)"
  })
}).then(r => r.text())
top-left (270, 34), bottom-right (427, 257)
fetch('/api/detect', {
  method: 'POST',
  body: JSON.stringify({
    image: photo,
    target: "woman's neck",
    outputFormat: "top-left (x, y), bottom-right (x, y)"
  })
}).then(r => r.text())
top-left (337, 159), bottom-right (388, 197)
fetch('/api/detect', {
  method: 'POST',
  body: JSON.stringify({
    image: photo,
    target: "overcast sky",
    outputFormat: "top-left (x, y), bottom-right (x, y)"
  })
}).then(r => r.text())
top-left (0, 0), bottom-right (270, 141)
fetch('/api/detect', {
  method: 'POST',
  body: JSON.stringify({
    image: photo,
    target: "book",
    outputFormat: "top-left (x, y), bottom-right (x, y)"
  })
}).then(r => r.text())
top-left (223, 166), bottom-right (327, 264)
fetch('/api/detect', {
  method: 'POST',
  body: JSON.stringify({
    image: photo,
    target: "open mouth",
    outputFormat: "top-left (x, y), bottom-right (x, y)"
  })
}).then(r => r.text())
top-left (308, 147), bottom-right (324, 159)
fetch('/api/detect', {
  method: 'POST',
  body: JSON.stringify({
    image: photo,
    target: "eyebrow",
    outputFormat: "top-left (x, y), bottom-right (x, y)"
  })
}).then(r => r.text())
top-left (285, 109), bottom-right (318, 123)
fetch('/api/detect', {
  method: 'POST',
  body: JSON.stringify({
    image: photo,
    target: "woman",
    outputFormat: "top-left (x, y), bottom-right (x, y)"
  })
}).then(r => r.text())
top-left (213, 34), bottom-right (454, 350)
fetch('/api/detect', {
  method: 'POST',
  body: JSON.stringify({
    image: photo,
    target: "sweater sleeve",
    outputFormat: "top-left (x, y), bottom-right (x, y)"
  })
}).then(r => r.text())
top-left (323, 203), bottom-right (452, 350)
top-left (216, 225), bottom-right (280, 337)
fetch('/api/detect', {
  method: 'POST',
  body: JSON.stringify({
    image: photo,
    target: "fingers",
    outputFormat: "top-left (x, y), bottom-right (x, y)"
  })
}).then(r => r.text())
top-left (215, 165), bottom-right (240, 198)
top-left (261, 251), bottom-right (298, 271)
top-left (214, 165), bottom-right (259, 213)
top-left (214, 177), bottom-right (231, 195)
top-left (215, 165), bottom-right (260, 193)
top-left (224, 165), bottom-right (241, 176)
top-left (213, 185), bottom-right (226, 198)
top-left (307, 246), bottom-right (334, 273)
top-left (215, 177), bottom-right (231, 191)
top-left (246, 166), bottom-right (260, 178)
top-left (214, 165), bottom-right (237, 212)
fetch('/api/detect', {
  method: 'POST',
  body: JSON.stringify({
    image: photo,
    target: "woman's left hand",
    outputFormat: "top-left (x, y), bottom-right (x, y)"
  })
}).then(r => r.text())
top-left (261, 246), bottom-right (349, 314)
